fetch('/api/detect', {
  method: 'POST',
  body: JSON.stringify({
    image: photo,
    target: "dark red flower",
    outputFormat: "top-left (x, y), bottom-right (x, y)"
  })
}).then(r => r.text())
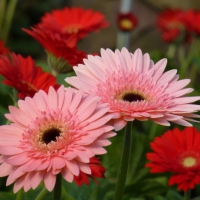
top-left (0, 40), bottom-right (9, 55)
top-left (157, 9), bottom-right (191, 43)
top-left (39, 7), bottom-right (109, 39)
top-left (0, 53), bottom-right (60, 99)
top-left (146, 127), bottom-right (200, 191)
top-left (117, 12), bottom-right (138, 31)
top-left (183, 10), bottom-right (200, 37)
top-left (23, 26), bottom-right (88, 72)
top-left (74, 157), bottom-right (105, 186)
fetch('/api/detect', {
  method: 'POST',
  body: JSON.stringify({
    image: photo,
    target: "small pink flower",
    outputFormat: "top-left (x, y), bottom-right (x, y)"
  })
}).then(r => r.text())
top-left (66, 48), bottom-right (200, 131)
top-left (0, 86), bottom-right (115, 192)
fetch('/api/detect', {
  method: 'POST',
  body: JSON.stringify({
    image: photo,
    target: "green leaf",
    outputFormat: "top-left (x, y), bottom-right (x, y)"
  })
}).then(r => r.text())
top-left (166, 190), bottom-right (182, 200)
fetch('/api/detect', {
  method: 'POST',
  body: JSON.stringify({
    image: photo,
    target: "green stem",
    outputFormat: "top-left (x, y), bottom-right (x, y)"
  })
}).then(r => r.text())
top-left (113, 121), bottom-right (132, 200)
top-left (35, 187), bottom-right (48, 200)
top-left (3, 0), bottom-right (17, 42)
top-left (16, 189), bottom-right (23, 200)
top-left (0, 0), bottom-right (6, 37)
top-left (166, 44), bottom-right (176, 59)
top-left (53, 173), bottom-right (62, 200)
top-left (116, 31), bottom-right (130, 50)
top-left (179, 41), bottom-right (195, 79)
top-left (183, 189), bottom-right (191, 200)
top-left (189, 63), bottom-right (198, 87)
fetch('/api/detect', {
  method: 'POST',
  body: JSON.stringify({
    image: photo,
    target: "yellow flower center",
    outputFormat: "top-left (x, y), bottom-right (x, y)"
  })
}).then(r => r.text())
top-left (182, 156), bottom-right (197, 168)
top-left (120, 19), bottom-right (133, 30)
top-left (64, 24), bottom-right (82, 34)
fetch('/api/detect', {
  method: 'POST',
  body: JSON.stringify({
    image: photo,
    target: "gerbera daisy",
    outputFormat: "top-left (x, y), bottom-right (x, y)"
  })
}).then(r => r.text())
top-left (38, 7), bottom-right (109, 39)
top-left (65, 48), bottom-right (200, 131)
top-left (146, 127), bottom-right (200, 191)
top-left (74, 157), bottom-right (105, 186)
top-left (23, 26), bottom-right (88, 73)
top-left (0, 40), bottom-right (9, 55)
top-left (0, 53), bottom-right (60, 99)
top-left (0, 86), bottom-right (115, 192)
top-left (157, 9), bottom-right (190, 43)
top-left (117, 12), bottom-right (138, 32)
top-left (183, 10), bottom-right (200, 37)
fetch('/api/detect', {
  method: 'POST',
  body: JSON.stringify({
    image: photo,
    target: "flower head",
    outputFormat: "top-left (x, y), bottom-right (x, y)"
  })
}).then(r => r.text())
top-left (157, 9), bottom-right (190, 43)
top-left (39, 7), bottom-right (109, 39)
top-left (0, 53), bottom-right (60, 99)
top-left (117, 12), bottom-right (138, 31)
top-left (146, 127), bottom-right (200, 191)
top-left (74, 157), bottom-right (105, 186)
top-left (0, 86), bottom-right (115, 192)
top-left (23, 27), bottom-right (88, 72)
top-left (66, 48), bottom-right (200, 131)
top-left (183, 10), bottom-right (200, 37)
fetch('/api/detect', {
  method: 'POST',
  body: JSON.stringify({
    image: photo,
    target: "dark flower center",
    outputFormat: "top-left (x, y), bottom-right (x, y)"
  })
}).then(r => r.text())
top-left (42, 128), bottom-right (61, 144)
top-left (123, 93), bottom-right (144, 102)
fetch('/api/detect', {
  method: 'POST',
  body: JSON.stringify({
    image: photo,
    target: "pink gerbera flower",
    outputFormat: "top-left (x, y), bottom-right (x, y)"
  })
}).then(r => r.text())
top-left (0, 86), bottom-right (115, 192)
top-left (66, 48), bottom-right (200, 131)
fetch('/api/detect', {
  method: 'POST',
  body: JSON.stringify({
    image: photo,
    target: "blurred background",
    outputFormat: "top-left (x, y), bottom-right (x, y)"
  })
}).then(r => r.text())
top-left (7, 0), bottom-right (200, 57)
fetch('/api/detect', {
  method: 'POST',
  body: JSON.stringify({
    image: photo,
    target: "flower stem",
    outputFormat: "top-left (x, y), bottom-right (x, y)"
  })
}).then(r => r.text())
top-left (183, 189), bottom-right (191, 200)
top-left (16, 189), bottom-right (23, 200)
top-left (166, 44), bottom-right (176, 59)
top-left (116, 0), bottom-right (133, 50)
top-left (53, 173), bottom-right (62, 200)
top-left (113, 121), bottom-right (132, 200)
top-left (179, 41), bottom-right (195, 79)
top-left (35, 187), bottom-right (48, 200)
top-left (3, 0), bottom-right (17, 42)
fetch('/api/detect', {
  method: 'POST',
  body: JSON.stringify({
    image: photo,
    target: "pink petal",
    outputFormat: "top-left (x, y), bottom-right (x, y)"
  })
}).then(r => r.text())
top-left (79, 163), bottom-right (91, 174)
top-left (114, 118), bottom-right (127, 131)
top-left (0, 162), bottom-right (13, 177)
top-left (13, 175), bottom-right (25, 193)
top-left (61, 168), bottom-right (73, 182)
top-left (44, 171), bottom-right (56, 191)
top-left (66, 160), bottom-right (79, 176)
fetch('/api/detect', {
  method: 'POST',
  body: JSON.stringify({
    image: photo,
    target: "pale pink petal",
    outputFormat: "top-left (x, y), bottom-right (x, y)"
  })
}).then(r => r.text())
top-left (114, 118), bottom-right (127, 131)
top-left (79, 163), bottom-right (91, 174)
top-left (5, 152), bottom-right (30, 166)
top-left (44, 171), bottom-right (56, 191)
top-left (66, 160), bottom-right (79, 176)
top-left (0, 146), bottom-right (23, 155)
top-left (52, 157), bottom-right (65, 169)
top-left (24, 173), bottom-right (32, 192)
top-left (0, 163), bottom-right (13, 176)
top-left (47, 86), bottom-right (58, 109)
top-left (13, 176), bottom-right (25, 193)
top-left (31, 171), bottom-right (45, 189)
top-left (153, 59), bottom-right (167, 80)
top-left (61, 168), bottom-right (73, 182)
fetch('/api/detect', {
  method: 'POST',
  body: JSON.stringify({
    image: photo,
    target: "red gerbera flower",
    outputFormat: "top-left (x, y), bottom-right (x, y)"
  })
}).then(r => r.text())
top-left (183, 10), bottom-right (200, 37)
top-left (23, 26), bottom-right (88, 73)
top-left (74, 157), bottom-right (105, 186)
top-left (0, 53), bottom-right (60, 99)
top-left (146, 127), bottom-right (200, 191)
top-left (157, 9), bottom-right (190, 43)
top-left (39, 7), bottom-right (109, 39)
top-left (117, 12), bottom-right (138, 31)
top-left (0, 40), bottom-right (9, 55)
